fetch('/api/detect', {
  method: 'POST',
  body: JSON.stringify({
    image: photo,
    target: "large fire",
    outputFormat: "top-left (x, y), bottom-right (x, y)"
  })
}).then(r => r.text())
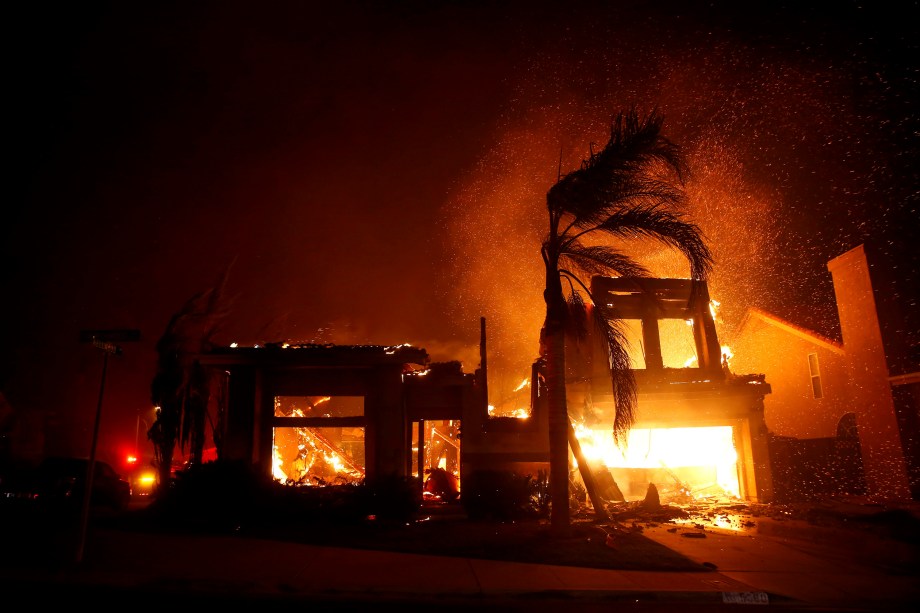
top-left (574, 423), bottom-right (740, 500)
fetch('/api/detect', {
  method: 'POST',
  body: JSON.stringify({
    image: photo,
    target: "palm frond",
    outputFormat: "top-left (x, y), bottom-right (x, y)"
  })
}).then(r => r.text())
top-left (595, 205), bottom-right (713, 280)
top-left (559, 242), bottom-right (651, 280)
top-left (564, 177), bottom-right (688, 232)
top-left (592, 312), bottom-right (638, 443)
top-left (547, 108), bottom-right (688, 228)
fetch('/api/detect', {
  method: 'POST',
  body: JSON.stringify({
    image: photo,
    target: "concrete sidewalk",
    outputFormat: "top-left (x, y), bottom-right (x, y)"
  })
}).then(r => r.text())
top-left (2, 514), bottom-right (917, 611)
top-left (642, 520), bottom-right (920, 611)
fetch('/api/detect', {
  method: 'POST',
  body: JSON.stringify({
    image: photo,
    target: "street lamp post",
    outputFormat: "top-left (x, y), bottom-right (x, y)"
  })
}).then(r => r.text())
top-left (76, 329), bottom-right (140, 564)
top-left (76, 339), bottom-right (120, 564)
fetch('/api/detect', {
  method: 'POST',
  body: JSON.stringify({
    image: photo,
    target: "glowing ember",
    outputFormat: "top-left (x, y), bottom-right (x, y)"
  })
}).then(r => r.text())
top-left (488, 405), bottom-right (530, 419)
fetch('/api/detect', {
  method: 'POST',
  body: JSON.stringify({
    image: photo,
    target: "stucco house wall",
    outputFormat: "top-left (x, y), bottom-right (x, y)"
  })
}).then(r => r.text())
top-left (729, 243), bottom-right (916, 501)
top-left (730, 308), bottom-right (849, 440)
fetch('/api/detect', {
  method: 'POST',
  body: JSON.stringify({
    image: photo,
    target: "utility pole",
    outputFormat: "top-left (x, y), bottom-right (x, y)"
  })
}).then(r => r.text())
top-left (76, 329), bottom-right (140, 563)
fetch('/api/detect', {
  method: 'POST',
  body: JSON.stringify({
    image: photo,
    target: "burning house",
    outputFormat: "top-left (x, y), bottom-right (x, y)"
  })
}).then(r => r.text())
top-left (192, 276), bottom-right (777, 510)
top-left (459, 277), bottom-right (775, 506)
top-left (574, 276), bottom-right (774, 503)
top-left (193, 343), bottom-right (479, 490)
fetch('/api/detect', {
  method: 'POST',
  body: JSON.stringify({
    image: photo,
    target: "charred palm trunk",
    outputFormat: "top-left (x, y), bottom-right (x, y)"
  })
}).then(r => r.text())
top-left (567, 419), bottom-right (611, 520)
top-left (543, 271), bottom-right (572, 537)
top-left (151, 365), bottom-right (181, 496)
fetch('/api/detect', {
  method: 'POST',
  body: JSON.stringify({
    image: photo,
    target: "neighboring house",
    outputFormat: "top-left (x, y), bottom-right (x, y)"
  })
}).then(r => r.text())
top-left (730, 308), bottom-right (848, 440)
top-left (730, 243), bottom-right (919, 502)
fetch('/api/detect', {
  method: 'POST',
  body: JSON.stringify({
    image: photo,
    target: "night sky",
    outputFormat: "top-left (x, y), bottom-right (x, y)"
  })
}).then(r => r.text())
top-left (5, 1), bottom-right (919, 469)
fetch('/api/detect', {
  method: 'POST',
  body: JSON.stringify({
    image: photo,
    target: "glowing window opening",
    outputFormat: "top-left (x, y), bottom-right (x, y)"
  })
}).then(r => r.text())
top-left (659, 318), bottom-right (699, 368)
top-left (272, 425), bottom-right (365, 487)
top-left (272, 393), bottom-right (366, 486)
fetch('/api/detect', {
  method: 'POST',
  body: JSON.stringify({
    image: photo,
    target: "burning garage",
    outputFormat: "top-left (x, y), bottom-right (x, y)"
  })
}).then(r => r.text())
top-left (572, 276), bottom-right (773, 504)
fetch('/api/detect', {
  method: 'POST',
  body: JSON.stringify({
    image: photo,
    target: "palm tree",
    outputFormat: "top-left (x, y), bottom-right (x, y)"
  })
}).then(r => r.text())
top-left (150, 264), bottom-right (234, 493)
top-left (540, 108), bottom-right (713, 536)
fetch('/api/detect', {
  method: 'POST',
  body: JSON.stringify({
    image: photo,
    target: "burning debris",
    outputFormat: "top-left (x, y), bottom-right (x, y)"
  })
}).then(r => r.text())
top-left (272, 397), bottom-right (367, 487)
top-left (572, 487), bottom-right (920, 566)
top-left (272, 425), bottom-right (365, 487)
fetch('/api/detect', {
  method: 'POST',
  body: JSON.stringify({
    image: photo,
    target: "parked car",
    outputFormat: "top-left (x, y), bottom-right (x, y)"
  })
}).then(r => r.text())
top-left (29, 457), bottom-right (132, 511)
